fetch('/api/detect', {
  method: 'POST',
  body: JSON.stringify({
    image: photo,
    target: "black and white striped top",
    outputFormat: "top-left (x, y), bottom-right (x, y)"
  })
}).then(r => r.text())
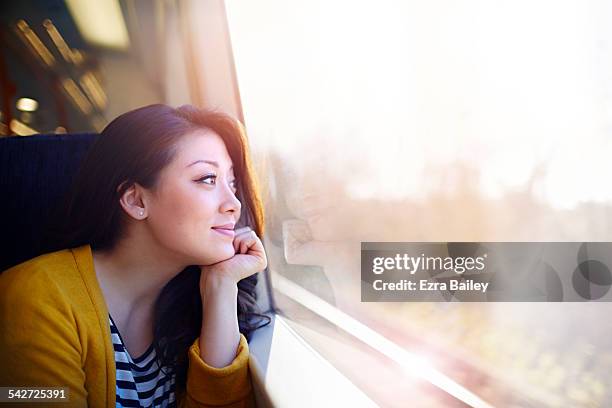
top-left (110, 315), bottom-right (176, 407)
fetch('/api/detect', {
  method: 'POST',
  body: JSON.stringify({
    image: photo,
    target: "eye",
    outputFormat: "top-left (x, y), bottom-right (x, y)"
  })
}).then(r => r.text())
top-left (195, 175), bottom-right (238, 193)
top-left (195, 174), bottom-right (216, 185)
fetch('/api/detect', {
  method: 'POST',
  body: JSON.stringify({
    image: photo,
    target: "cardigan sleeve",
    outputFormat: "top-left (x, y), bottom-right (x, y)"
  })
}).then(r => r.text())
top-left (0, 265), bottom-right (88, 407)
top-left (178, 333), bottom-right (256, 408)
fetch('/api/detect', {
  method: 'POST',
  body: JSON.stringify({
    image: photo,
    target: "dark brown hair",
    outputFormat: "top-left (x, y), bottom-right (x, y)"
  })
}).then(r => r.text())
top-left (44, 104), bottom-right (270, 392)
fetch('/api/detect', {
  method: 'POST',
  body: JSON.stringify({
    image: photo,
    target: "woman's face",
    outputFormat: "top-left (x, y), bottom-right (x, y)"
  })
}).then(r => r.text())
top-left (143, 129), bottom-right (241, 266)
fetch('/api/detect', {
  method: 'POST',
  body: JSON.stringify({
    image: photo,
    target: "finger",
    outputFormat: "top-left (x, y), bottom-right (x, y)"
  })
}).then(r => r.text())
top-left (239, 233), bottom-right (258, 254)
top-left (233, 228), bottom-right (256, 248)
top-left (233, 228), bottom-right (248, 250)
top-left (232, 227), bottom-right (252, 252)
top-left (234, 226), bottom-right (252, 235)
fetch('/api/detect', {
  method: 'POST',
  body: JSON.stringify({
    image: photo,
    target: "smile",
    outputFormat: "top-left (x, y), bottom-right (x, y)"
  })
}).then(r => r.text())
top-left (212, 227), bottom-right (235, 238)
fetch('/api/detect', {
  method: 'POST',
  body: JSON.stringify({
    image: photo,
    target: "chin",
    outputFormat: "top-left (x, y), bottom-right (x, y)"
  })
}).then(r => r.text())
top-left (198, 242), bottom-right (235, 266)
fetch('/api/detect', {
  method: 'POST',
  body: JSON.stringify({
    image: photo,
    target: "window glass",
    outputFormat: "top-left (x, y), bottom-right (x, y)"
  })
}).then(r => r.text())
top-left (226, 1), bottom-right (612, 406)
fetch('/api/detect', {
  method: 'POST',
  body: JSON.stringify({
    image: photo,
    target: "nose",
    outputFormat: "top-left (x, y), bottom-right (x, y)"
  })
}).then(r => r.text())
top-left (220, 182), bottom-right (241, 215)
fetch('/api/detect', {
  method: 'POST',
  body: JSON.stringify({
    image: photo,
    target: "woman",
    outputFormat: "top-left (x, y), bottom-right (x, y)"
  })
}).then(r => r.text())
top-left (0, 104), bottom-right (269, 407)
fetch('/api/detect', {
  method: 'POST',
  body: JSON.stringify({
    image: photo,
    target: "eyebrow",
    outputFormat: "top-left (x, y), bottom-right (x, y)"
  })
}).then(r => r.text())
top-left (186, 160), bottom-right (233, 171)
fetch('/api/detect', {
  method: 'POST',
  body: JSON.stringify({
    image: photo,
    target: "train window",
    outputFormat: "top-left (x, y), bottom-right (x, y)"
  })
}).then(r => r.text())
top-left (225, 1), bottom-right (612, 406)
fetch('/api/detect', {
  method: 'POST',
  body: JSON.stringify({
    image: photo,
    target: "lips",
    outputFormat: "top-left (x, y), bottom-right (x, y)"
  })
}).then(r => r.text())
top-left (211, 223), bottom-right (235, 238)
top-left (212, 223), bottom-right (235, 230)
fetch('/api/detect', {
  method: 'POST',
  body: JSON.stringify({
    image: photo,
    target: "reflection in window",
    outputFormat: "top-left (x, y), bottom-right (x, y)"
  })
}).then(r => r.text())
top-left (227, 1), bottom-right (612, 406)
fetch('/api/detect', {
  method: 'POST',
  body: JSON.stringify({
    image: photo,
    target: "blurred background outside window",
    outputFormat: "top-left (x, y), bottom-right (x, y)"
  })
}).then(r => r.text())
top-left (226, 1), bottom-right (612, 407)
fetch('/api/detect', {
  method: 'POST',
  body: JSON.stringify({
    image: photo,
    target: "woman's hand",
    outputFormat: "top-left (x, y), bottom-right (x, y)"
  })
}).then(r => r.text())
top-left (199, 226), bottom-right (268, 294)
top-left (197, 226), bottom-right (266, 367)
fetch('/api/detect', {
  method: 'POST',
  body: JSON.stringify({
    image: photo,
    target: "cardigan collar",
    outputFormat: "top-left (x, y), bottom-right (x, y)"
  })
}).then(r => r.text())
top-left (71, 244), bottom-right (116, 406)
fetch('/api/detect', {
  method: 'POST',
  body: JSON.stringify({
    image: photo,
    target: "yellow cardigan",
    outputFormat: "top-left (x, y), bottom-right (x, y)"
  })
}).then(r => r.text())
top-left (0, 245), bottom-right (256, 407)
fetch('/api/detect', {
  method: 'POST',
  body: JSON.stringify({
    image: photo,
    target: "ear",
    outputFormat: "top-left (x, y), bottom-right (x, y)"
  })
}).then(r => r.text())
top-left (118, 182), bottom-right (148, 220)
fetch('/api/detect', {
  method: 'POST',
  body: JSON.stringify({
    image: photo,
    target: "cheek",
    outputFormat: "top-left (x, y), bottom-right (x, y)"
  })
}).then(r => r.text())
top-left (148, 188), bottom-right (236, 263)
top-left (153, 189), bottom-right (213, 236)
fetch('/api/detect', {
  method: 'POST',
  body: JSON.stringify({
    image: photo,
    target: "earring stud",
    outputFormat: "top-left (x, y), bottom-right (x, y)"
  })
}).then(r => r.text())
top-left (139, 210), bottom-right (144, 216)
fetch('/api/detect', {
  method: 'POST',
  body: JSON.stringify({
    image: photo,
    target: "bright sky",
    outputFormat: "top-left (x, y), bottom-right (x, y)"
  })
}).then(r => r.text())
top-left (226, 0), bottom-right (612, 209)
